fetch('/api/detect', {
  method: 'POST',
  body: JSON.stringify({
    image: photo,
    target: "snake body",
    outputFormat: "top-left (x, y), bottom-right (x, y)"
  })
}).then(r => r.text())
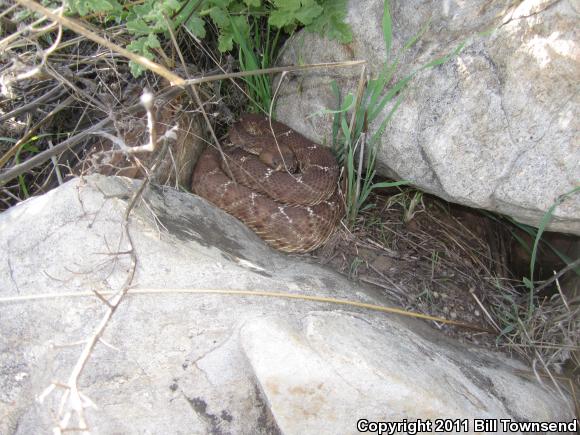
top-left (192, 114), bottom-right (342, 253)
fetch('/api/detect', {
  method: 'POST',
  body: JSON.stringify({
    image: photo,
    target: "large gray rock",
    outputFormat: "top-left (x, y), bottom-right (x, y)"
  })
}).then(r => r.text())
top-left (0, 175), bottom-right (575, 434)
top-left (275, 0), bottom-right (580, 235)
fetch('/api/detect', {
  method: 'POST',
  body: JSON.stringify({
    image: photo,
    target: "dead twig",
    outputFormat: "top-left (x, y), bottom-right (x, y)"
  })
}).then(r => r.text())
top-left (0, 94), bottom-right (74, 169)
top-left (36, 90), bottom-right (176, 434)
top-left (181, 60), bottom-right (365, 87)
top-left (0, 13), bottom-right (54, 51)
top-left (266, 71), bottom-right (296, 176)
top-left (532, 257), bottom-right (580, 294)
top-left (469, 287), bottom-right (501, 332)
top-left (0, 84), bottom-right (65, 124)
top-left (0, 117), bottom-right (110, 186)
top-left (163, 14), bottom-right (235, 181)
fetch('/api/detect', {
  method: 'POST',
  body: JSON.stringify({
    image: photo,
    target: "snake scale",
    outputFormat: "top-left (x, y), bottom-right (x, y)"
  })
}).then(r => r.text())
top-left (191, 114), bottom-right (343, 253)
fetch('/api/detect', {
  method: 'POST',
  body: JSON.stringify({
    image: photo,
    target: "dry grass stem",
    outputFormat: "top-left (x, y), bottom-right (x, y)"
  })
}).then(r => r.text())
top-left (469, 287), bottom-right (501, 332)
top-left (0, 287), bottom-right (493, 333)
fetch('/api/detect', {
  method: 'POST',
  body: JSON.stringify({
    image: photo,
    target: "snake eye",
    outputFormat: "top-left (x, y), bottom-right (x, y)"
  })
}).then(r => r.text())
top-left (271, 157), bottom-right (283, 171)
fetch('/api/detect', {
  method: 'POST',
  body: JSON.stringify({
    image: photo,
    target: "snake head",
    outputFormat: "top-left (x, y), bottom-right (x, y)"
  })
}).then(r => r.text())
top-left (259, 147), bottom-right (297, 172)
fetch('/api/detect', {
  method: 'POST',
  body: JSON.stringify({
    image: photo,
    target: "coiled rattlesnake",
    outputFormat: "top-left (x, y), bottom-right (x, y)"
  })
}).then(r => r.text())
top-left (192, 114), bottom-right (342, 253)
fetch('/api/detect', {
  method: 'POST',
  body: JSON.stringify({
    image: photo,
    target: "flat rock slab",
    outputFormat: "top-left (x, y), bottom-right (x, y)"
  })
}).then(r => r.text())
top-left (275, 0), bottom-right (580, 235)
top-left (0, 175), bottom-right (574, 434)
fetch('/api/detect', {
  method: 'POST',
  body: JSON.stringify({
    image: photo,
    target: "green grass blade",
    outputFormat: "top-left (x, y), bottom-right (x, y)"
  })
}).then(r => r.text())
top-left (229, 14), bottom-right (271, 111)
top-left (331, 81), bottom-right (341, 152)
top-left (402, 18), bottom-right (431, 52)
top-left (419, 40), bottom-right (466, 71)
top-left (368, 75), bottom-right (411, 122)
top-left (368, 62), bottom-right (398, 109)
top-left (371, 93), bottom-right (404, 144)
top-left (382, 0), bottom-right (392, 56)
top-left (269, 27), bottom-right (282, 65)
top-left (309, 94), bottom-right (354, 118)
top-left (529, 187), bottom-right (580, 280)
top-left (527, 186), bottom-right (580, 317)
top-left (486, 212), bottom-right (579, 276)
top-left (508, 218), bottom-right (576, 272)
top-left (341, 116), bottom-right (352, 145)
top-left (371, 180), bottom-right (409, 189)
top-left (509, 231), bottom-right (533, 256)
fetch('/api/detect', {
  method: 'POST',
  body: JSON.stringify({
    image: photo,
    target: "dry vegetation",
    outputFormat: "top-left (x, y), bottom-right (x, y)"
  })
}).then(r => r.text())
top-left (0, 0), bottom-right (578, 426)
top-left (316, 189), bottom-right (579, 383)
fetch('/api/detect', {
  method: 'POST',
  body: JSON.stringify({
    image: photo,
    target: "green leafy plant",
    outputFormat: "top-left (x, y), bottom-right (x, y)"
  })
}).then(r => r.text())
top-left (67, 0), bottom-right (123, 17)
top-left (65, 0), bottom-right (352, 79)
top-left (324, 0), bottom-right (464, 228)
